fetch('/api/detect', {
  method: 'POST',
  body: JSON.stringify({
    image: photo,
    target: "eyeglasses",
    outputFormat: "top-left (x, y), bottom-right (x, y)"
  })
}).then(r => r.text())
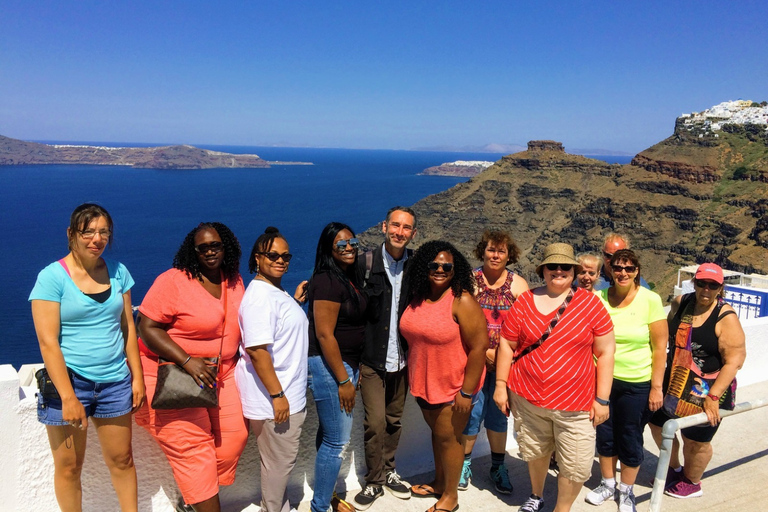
top-left (257, 251), bottom-right (293, 262)
top-left (545, 263), bottom-right (573, 272)
top-left (195, 242), bottom-right (224, 254)
top-left (694, 279), bottom-right (721, 290)
top-left (611, 264), bottom-right (637, 274)
top-left (79, 229), bottom-right (111, 240)
top-left (335, 238), bottom-right (359, 251)
top-left (427, 262), bottom-right (454, 272)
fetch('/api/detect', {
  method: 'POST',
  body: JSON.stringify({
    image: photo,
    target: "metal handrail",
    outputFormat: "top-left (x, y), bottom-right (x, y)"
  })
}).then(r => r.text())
top-left (649, 397), bottom-right (768, 512)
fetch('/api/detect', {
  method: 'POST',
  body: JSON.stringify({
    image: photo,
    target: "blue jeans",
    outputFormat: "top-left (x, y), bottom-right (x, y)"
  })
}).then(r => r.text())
top-left (307, 356), bottom-right (359, 512)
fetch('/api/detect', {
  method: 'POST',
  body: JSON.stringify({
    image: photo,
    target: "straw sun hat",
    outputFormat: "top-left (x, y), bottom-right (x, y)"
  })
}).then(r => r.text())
top-left (535, 243), bottom-right (582, 277)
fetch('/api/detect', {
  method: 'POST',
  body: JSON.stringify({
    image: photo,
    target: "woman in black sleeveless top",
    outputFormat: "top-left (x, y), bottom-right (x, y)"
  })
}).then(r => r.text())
top-left (649, 263), bottom-right (746, 500)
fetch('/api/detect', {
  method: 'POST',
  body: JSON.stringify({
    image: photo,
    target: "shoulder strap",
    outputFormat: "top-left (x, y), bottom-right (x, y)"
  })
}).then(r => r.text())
top-left (365, 250), bottom-right (374, 281)
top-left (717, 310), bottom-right (737, 321)
top-left (58, 258), bottom-right (71, 277)
top-left (514, 286), bottom-right (575, 363)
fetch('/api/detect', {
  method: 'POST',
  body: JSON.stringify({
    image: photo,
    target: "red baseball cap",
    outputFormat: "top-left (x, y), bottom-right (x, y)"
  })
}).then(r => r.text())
top-left (694, 263), bottom-right (724, 284)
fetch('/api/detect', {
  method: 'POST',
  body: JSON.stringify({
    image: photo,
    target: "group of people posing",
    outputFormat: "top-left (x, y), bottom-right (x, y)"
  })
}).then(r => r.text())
top-left (30, 203), bottom-right (746, 512)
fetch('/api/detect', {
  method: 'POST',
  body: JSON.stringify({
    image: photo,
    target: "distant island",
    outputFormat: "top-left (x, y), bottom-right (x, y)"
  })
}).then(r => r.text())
top-left (420, 160), bottom-right (495, 177)
top-left (0, 135), bottom-right (313, 169)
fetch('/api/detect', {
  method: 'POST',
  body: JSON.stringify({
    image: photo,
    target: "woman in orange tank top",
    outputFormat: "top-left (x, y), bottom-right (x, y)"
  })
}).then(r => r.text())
top-left (400, 240), bottom-right (489, 512)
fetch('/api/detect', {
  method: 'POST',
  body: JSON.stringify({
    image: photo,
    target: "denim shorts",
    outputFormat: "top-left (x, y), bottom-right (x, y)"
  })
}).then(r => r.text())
top-left (464, 370), bottom-right (509, 435)
top-left (37, 370), bottom-right (133, 426)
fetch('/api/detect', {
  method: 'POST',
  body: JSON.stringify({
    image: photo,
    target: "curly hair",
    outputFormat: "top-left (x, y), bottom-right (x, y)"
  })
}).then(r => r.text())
top-left (173, 222), bottom-right (242, 283)
top-left (247, 226), bottom-right (285, 274)
top-left (472, 229), bottom-right (521, 264)
top-left (405, 240), bottom-right (475, 304)
top-left (610, 249), bottom-right (641, 285)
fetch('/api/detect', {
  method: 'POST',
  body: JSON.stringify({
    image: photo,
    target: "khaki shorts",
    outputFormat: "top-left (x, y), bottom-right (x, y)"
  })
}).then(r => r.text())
top-left (511, 392), bottom-right (595, 483)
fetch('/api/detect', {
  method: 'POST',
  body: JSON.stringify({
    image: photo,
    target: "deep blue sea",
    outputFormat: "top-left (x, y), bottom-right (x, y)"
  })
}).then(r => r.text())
top-left (0, 145), bottom-right (631, 369)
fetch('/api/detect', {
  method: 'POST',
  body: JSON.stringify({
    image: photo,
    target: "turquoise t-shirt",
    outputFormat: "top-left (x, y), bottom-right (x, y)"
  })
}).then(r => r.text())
top-left (598, 286), bottom-right (666, 382)
top-left (29, 258), bottom-right (134, 382)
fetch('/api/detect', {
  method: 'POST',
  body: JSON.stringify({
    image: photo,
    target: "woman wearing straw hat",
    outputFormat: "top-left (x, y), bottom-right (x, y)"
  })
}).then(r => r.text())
top-left (494, 243), bottom-right (615, 512)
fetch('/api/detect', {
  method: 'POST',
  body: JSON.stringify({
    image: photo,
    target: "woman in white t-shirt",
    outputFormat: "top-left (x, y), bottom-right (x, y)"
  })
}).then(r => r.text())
top-left (235, 227), bottom-right (309, 512)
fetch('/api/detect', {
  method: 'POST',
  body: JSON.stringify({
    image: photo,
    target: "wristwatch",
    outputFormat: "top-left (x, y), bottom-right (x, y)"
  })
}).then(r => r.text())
top-left (270, 390), bottom-right (285, 399)
top-left (595, 397), bottom-right (610, 406)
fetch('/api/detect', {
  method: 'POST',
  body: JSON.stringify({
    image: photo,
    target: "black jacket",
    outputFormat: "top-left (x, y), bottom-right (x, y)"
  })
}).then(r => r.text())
top-left (359, 245), bottom-right (412, 371)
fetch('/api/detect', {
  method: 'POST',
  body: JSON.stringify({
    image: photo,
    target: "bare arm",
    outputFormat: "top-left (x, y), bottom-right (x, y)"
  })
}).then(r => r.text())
top-left (313, 299), bottom-right (356, 412)
top-left (32, 299), bottom-right (88, 428)
top-left (667, 295), bottom-right (682, 321)
top-left (453, 292), bottom-right (490, 413)
top-left (246, 346), bottom-right (290, 423)
top-left (703, 307), bottom-right (747, 425)
top-left (121, 291), bottom-right (145, 412)
top-left (510, 274), bottom-right (530, 299)
top-left (591, 330), bottom-right (615, 427)
top-left (493, 332), bottom-right (518, 416)
top-left (648, 318), bottom-right (668, 411)
top-left (137, 312), bottom-right (216, 389)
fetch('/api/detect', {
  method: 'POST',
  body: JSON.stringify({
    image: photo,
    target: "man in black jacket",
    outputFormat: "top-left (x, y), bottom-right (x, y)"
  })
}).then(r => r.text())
top-left (352, 206), bottom-right (417, 510)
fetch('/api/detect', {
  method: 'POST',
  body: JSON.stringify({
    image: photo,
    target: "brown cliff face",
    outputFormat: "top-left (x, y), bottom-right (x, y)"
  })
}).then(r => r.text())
top-left (358, 139), bottom-right (768, 302)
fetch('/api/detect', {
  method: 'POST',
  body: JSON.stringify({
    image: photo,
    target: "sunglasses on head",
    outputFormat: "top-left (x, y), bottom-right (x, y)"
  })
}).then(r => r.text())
top-left (257, 251), bottom-right (293, 262)
top-left (545, 263), bottom-right (572, 272)
top-left (427, 262), bottom-right (454, 272)
top-left (335, 238), bottom-right (360, 251)
top-left (611, 264), bottom-right (637, 274)
top-left (195, 241), bottom-right (224, 254)
top-left (694, 279), bottom-right (721, 290)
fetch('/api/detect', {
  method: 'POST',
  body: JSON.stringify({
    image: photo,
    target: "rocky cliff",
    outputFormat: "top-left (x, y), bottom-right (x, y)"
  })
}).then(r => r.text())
top-left (0, 135), bottom-right (272, 169)
top-left (359, 135), bottom-right (768, 301)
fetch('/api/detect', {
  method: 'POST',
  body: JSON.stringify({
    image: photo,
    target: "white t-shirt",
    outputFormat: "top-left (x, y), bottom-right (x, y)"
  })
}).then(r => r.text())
top-left (235, 279), bottom-right (309, 420)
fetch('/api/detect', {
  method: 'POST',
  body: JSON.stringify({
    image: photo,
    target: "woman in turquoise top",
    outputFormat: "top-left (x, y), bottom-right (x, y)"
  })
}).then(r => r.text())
top-left (586, 249), bottom-right (667, 512)
top-left (30, 203), bottom-right (144, 512)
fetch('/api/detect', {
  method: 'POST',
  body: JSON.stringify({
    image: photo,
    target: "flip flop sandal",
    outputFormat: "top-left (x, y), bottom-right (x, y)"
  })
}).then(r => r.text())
top-left (331, 492), bottom-right (355, 512)
top-left (411, 484), bottom-right (442, 498)
top-left (426, 504), bottom-right (459, 512)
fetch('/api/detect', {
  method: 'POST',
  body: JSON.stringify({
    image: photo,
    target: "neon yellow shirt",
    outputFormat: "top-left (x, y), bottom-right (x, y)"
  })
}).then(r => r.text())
top-left (598, 286), bottom-right (666, 382)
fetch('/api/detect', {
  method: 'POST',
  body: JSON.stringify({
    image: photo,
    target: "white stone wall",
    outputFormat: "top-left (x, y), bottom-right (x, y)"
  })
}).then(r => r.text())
top-left (4, 315), bottom-right (767, 511)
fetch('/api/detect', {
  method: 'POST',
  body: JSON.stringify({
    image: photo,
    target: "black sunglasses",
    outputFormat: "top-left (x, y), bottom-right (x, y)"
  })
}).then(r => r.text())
top-left (694, 279), bottom-right (721, 290)
top-left (545, 263), bottom-right (572, 272)
top-left (257, 251), bottom-right (293, 262)
top-left (427, 262), bottom-right (454, 272)
top-left (603, 251), bottom-right (614, 260)
top-left (335, 238), bottom-right (360, 251)
top-left (611, 264), bottom-right (637, 274)
top-left (195, 241), bottom-right (224, 254)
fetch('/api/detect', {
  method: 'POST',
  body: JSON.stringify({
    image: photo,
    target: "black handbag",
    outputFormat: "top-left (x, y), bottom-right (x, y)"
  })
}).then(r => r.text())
top-left (150, 280), bottom-right (227, 409)
top-left (35, 367), bottom-right (75, 400)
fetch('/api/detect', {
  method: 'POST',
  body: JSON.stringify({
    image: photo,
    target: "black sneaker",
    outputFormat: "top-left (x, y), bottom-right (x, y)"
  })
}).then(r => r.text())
top-left (384, 471), bottom-right (411, 499)
top-left (352, 485), bottom-right (384, 510)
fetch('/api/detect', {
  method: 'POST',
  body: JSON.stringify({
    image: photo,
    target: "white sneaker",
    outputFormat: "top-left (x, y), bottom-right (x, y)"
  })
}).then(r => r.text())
top-left (618, 488), bottom-right (637, 512)
top-left (585, 480), bottom-right (615, 505)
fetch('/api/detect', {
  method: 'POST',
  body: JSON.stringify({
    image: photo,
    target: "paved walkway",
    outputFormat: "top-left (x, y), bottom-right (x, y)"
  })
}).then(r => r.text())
top-left (292, 379), bottom-right (768, 512)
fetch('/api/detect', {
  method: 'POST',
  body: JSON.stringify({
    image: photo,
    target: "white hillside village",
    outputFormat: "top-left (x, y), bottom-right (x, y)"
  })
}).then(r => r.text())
top-left (679, 99), bottom-right (768, 137)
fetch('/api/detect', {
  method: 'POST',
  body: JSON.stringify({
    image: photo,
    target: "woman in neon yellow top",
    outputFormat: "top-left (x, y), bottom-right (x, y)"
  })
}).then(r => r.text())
top-left (586, 249), bottom-right (668, 512)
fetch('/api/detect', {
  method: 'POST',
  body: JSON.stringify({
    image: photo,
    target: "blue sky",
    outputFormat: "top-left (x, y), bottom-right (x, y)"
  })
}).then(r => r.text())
top-left (1, 1), bottom-right (766, 153)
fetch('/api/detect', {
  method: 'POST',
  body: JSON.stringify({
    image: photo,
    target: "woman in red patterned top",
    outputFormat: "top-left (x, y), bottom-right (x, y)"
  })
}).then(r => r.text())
top-left (459, 230), bottom-right (528, 495)
top-left (493, 243), bottom-right (615, 512)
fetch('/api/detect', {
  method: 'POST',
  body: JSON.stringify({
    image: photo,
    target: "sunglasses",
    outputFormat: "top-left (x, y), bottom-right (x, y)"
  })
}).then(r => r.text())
top-left (694, 279), bottom-right (721, 290)
top-left (335, 238), bottom-right (360, 251)
top-left (603, 251), bottom-right (614, 260)
top-left (195, 241), bottom-right (224, 254)
top-left (257, 251), bottom-right (293, 262)
top-left (611, 264), bottom-right (637, 274)
top-left (427, 262), bottom-right (454, 272)
top-left (545, 263), bottom-right (573, 272)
